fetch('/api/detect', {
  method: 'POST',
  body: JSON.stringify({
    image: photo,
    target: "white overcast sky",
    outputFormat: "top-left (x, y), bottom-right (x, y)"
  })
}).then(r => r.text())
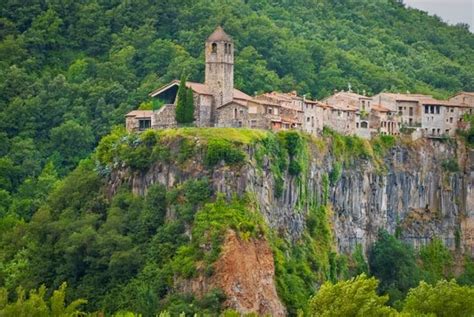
top-left (404, 0), bottom-right (474, 32)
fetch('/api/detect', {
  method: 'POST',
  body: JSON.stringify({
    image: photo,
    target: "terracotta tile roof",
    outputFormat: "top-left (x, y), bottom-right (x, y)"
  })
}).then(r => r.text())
top-left (376, 93), bottom-right (432, 102)
top-left (185, 81), bottom-right (212, 95)
top-left (220, 99), bottom-right (248, 108)
top-left (125, 110), bottom-right (154, 118)
top-left (330, 103), bottom-right (358, 112)
top-left (233, 89), bottom-right (253, 101)
top-left (420, 98), bottom-right (466, 107)
top-left (453, 91), bottom-right (474, 97)
top-left (371, 104), bottom-right (391, 112)
top-left (207, 26), bottom-right (232, 42)
top-left (249, 99), bottom-right (280, 106)
top-left (305, 100), bottom-right (329, 108)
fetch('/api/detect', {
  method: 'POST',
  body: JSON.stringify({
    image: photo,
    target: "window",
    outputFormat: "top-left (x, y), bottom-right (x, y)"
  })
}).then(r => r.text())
top-left (356, 122), bottom-right (359, 128)
top-left (361, 121), bottom-right (368, 128)
top-left (267, 107), bottom-right (273, 114)
top-left (139, 119), bottom-right (151, 130)
top-left (430, 106), bottom-right (434, 114)
top-left (409, 107), bottom-right (413, 116)
top-left (436, 106), bottom-right (440, 114)
top-left (224, 43), bottom-right (228, 54)
top-left (398, 107), bottom-right (403, 115)
top-left (250, 120), bottom-right (257, 128)
top-left (237, 121), bottom-right (242, 127)
top-left (409, 118), bottom-right (413, 125)
top-left (307, 117), bottom-right (310, 122)
top-left (450, 108), bottom-right (454, 113)
top-left (239, 109), bottom-right (244, 116)
top-left (234, 108), bottom-right (237, 119)
top-left (211, 43), bottom-right (217, 53)
top-left (424, 105), bottom-right (429, 114)
top-left (449, 117), bottom-right (453, 123)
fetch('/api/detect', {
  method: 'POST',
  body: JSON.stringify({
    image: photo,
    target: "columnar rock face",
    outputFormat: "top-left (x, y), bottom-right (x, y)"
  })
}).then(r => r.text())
top-left (106, 135), bottom-right (472, 315)
top-left (109, 137), bottom-right (473, 257)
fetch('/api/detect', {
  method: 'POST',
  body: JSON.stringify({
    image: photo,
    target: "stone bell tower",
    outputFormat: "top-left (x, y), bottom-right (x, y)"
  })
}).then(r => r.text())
top-left (205, 26), bottom-right (234, 109)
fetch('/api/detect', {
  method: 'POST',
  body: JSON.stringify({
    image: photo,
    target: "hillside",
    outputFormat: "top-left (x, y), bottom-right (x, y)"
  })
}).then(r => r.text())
top-left (1, 0), bottom-right (474, 207)
top-left (1, 1), bottom-right (474, 315)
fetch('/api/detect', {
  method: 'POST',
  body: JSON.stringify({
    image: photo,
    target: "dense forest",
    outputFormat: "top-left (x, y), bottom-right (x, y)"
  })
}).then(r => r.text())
top-left (1, 0), bottom-right (474, 315)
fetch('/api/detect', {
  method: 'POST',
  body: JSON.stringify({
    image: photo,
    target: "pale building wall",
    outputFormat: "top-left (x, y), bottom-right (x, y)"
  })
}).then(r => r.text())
top-left (153, 105), bottom-right (177, 129)
top-left (216, 103), bottom-right (248, 128)
top-left (197, 94), bottom-right (214, 127)
top-left (205, 39), bottom-right (234, 108)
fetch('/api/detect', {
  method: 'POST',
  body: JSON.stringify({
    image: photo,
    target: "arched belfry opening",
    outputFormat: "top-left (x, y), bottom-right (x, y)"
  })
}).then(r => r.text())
top-left (212, 43), bottom-right (217, 53)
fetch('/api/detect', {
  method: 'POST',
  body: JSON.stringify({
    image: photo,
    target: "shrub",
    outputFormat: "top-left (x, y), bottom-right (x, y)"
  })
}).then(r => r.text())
top-left (441, 159), bottom-right (460, 172)
top-left (205, 139), bottom-right (246, 167)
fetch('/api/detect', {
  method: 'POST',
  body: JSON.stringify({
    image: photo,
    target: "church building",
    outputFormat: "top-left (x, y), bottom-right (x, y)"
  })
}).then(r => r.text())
top-left (126, 26), bottom-right (253, 131)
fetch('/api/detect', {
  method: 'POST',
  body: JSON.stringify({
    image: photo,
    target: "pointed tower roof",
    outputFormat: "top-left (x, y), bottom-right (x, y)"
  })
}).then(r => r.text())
top-left (207, 26), bottom-right (232, 42)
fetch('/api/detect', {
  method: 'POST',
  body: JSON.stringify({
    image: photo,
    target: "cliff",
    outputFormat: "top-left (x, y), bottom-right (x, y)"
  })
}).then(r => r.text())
top-left (97, 127), bottom-right (473, 315)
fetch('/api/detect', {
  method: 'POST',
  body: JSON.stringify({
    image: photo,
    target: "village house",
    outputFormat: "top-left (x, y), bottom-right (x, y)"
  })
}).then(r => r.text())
top-left (420, 98), bottom-right (471, 138)
top-left (449, 92), bottom-right (474, 114)
top-left (322, 91), bottom-right (370, 138)
top-left (303, 99), bottom-right (327, 135)
top-left (370, 104), bottom-right (399, 136)
top-left (125, 27), bottom-right (473, 141)
top-left (371, 93), bottom-right (432, 128)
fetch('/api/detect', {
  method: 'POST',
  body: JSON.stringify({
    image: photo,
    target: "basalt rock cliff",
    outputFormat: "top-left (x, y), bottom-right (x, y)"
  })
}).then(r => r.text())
top-left (100, 128), bottom-right (473, 315)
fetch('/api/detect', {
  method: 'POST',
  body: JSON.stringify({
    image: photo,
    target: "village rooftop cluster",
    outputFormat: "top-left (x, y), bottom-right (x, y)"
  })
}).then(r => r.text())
top-left (126, 27), bottom-right (474, 140)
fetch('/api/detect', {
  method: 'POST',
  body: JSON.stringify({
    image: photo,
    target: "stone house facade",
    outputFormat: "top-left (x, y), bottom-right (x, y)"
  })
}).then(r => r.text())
top-left (125, 27), bottom-right (473, 140)
top-left (450, 92), bottom-right (474, 111)
top-left (420, 99), bottom-right (470, 137)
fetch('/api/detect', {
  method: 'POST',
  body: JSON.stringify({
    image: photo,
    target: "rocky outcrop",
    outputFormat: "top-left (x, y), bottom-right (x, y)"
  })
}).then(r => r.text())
top-left (109, 137), bottom-right (472, 257)
top-left (213, 231), bottom-right (286, 316)
top-left (105, 133), bottom-right (473, 315)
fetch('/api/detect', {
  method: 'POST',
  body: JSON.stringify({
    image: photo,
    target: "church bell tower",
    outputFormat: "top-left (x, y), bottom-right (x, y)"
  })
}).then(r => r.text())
top-left (205, 26), bottom-right (234, 109)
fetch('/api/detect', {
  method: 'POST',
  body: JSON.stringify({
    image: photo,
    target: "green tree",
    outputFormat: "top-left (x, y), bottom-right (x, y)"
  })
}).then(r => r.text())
top-left (402, 280), bottom-right (474, 317)
top-left (175, 74), bottom-right (194, 125)
top-left (307, 274), bottom-right (397, 317)
top-left (369, 230), bottom-right (421, 305)
top-left (419, 238), bottom-right (453, 283)
top-left (0, 282), bottom-right (86, 317)
top-left (50, 120), bottom-right (95, 173)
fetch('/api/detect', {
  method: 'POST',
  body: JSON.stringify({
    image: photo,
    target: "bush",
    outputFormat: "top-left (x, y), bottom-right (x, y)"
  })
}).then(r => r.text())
top-left (205, 139), bottom-right (246, 167)
top-left (441, 159), bottom-right (460, 172)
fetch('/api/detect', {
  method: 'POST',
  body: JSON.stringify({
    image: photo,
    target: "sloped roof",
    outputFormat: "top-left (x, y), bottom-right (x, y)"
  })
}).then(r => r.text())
top-left (125, 110), bottom-right (153, 118)
top-left (220, 99), bottom-right (248, 108)
top-left (207, 26), bottom-right (232, 42)
top-left (375, 93), bottom-right (432, 102)
top-left (420, 98), bottom-right (467, 107)
top-left (371, 104), bottom-right (391, 112)
top-left (329, 103), bottom-right (358, 112)
top-left (248, 99), bottom-right (280, 107)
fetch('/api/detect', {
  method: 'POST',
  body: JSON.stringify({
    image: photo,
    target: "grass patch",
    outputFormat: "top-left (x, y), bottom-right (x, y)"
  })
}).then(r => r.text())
top-left (158, 127), bottom-right (270, 144)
